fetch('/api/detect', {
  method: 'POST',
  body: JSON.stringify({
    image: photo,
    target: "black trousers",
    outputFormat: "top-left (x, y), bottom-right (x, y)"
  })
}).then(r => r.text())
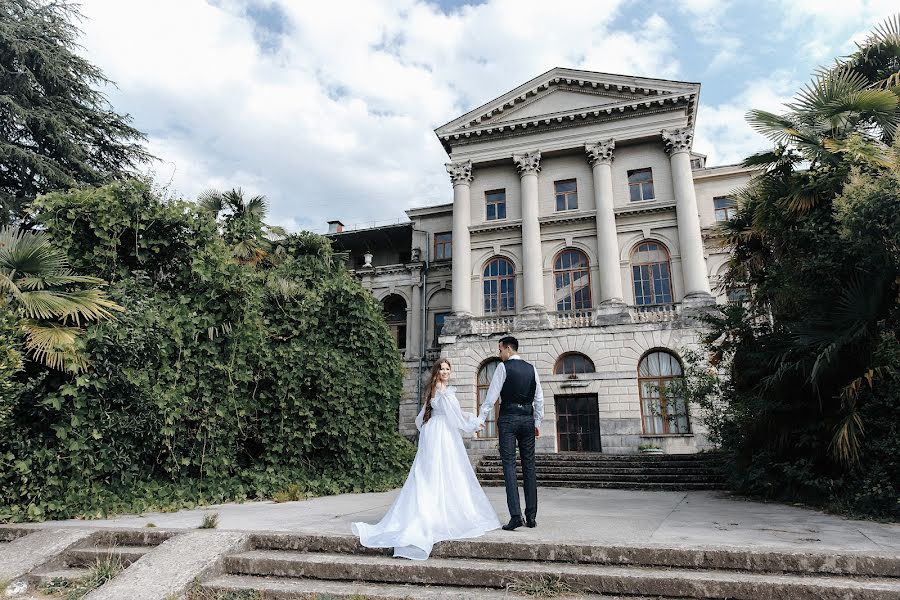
top-left (498, 413), bottom-right (537, 520)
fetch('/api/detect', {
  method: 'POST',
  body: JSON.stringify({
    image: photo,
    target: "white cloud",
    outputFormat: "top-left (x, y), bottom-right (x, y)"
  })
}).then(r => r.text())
top-left (77, 0), bottom-right (690, 231)
top-left (693, 71), bottom-right (798, 166)
top-left (772, 0), bottom-right (897, 61)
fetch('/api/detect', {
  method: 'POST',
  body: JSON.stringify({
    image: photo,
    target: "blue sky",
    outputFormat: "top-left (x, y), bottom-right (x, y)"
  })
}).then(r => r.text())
top-left (76, 0), bottom-right (895, 233)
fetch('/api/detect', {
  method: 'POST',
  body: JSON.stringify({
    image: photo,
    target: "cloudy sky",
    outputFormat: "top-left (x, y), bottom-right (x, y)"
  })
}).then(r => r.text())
top-left (75, 0), bottom-right (896, 233)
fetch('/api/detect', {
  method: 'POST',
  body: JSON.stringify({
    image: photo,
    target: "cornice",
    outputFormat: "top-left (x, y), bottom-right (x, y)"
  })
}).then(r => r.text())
top-left (539, 212), bottom-right (596, 227)
top-left (443, 103), bottom-right (690, 150)
top-left (614, 201), bottom-right (677, 217)
top-left (469, 219), bottom-right (523, 235)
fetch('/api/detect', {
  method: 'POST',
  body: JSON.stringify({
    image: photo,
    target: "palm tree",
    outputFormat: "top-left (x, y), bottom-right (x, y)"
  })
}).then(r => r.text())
top-left (0, 226), bottom-right (122, 372)
top-left (716, 15), bottom-right (900, 466)
top-left (197, 188), bottom-right (287, 265)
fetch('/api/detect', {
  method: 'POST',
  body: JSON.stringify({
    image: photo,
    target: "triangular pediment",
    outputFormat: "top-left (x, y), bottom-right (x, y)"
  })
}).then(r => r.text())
top-left (482, 86), bottom-right (646, 125)
top-left (434, 67), bottom-right (700, 147)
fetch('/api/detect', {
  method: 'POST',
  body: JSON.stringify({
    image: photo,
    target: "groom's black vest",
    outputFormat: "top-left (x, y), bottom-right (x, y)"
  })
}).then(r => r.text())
top-left (499, 358), bottom-right (536, 418)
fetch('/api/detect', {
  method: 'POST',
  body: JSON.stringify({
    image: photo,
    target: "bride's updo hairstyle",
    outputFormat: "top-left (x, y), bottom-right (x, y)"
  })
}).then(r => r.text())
top-left (422, 358), bottom-right (451, 425)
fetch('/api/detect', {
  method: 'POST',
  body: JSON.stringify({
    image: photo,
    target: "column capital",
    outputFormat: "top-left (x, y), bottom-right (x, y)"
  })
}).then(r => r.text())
top-left (513, 151), bottom-right (542, 175)
top-left (661, 128), bottom-right (693, 154)
top-left (445, 160), bottom-right (473, 185)
top-left (585, 139), bottom-right (615, 166)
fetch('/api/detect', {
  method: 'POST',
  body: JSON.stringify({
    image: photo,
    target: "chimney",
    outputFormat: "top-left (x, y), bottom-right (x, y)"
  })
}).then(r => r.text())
top-left (327, 220), bottom-right (344, 233)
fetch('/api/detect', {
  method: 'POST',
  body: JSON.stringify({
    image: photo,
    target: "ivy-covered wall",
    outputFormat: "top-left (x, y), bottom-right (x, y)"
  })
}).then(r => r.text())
top-left (0, 181), bottom-right (415, 522)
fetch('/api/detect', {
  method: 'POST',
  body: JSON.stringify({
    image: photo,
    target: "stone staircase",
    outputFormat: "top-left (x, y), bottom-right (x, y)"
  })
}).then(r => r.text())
top-left (199, 532), bottom-right (900, 599)
top-left (476, 452), bottom-right (726, 490)
top-left (25, 529), bottom-right (173, 589)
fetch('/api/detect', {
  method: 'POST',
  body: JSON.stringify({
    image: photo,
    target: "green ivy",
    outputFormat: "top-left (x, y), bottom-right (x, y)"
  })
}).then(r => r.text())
top-left (0, 181), bottom-right (414, 522)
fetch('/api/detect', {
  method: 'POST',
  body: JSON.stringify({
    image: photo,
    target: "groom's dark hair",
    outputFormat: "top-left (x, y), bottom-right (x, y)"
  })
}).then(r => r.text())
top-left (499, 336), bottom-right (519, 352)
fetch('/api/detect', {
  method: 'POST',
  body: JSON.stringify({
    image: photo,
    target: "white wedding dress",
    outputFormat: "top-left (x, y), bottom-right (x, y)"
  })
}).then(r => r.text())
top-left (352, 385), bottom-right (501, 560)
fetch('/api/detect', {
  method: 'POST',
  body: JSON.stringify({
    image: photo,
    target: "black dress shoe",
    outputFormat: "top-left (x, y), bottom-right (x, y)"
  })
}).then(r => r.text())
top-left (525, 517), bottom-right (536, 528)
top-left (502, 516), bottom-right (524, 531)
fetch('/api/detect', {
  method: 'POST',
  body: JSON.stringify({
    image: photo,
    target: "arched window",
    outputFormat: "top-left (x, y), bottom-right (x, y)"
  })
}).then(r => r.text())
top-left (631, 242), bottom-right (673, 306)
top-left (483, 257), bottom-right (515, 314)
top-left (381, 294), bottom-right (407, 351)
top-left (554, 352), bottom-right (595, 375)
top-left (553, 249), bottom-right (591, 311)
top-left (638, 350), bottom-right (689, 434)
top-left (477, 359), bottom-right (501, 438)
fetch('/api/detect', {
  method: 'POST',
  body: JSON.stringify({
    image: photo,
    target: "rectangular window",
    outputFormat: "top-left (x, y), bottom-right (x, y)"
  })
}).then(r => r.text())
top-left (434, 232), bottom-right (452, 260)
top-left (554, 179), bottom-right (578, 211)
top-left (433, 312), bottom-right (450, 345)
top-left (632, 263), bottom-right (673, 305)
top-left (714, 196), bottom-right (737, 221)
top-left (627, 168), bottom-right (655, 202)
top-left (485, 189), bottom-right (506, 221)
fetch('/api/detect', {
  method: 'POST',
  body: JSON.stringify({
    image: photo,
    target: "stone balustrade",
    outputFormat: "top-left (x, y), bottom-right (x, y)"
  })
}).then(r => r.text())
top-left (629, 303), bottom-right (681, 323)
top-left (470, 315), bottom-right (516, 335)
top-left (549, 309), bottom-right (594, 328)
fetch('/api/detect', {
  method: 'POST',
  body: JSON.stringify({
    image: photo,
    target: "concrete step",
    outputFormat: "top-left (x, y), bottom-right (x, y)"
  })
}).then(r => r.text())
top-left (29, 566), bottom-right (93, 587)
top-left (477, 478), bottom-right (725, 490)
top-left (477, 464), bottom-right (721, 475)
top-left (222, 550), bottom-right (900, 600)
top-left (478, 458), bottom-right (725, 468)
top-left (476, 469), bottom-right (723, 482)
top-left (0, 526), bottom-right (32, 543)
top-left (202, 574), bottom-right (684, 599)
top-left (480, 452), bottom-right (726, 462)
top-left (66, 544), bottom-right (150, 567)
top-left (247, 533), bottom-right (900, 578)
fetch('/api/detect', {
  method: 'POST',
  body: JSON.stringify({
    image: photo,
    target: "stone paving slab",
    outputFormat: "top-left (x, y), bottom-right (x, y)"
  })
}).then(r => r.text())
top-left (0, 527), bottom-right (94, 582)
top-left (203, 574), bottom-right (684, 599)
top-left (31, 488), bottom-right (900, 554)
top-left (82, 530), bottom-right (248, 600)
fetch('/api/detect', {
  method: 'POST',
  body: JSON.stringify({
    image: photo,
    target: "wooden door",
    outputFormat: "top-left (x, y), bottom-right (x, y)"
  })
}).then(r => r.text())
top-left (555, 395), bottom-right (601, 452)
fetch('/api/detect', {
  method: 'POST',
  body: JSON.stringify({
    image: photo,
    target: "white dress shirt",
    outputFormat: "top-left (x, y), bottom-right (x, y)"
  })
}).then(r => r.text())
top-left (477, 355), bottom-right (544, 429)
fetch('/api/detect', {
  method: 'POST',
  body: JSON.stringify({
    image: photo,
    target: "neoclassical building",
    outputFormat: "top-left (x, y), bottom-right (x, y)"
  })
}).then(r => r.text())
top-left (327, 67), bottom-right (754, 457)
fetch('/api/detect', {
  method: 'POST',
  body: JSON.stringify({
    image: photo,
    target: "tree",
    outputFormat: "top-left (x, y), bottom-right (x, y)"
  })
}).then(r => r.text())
top-left (0, 0), bottom-right (152, 226)
top-left (699, 15), bottom-right (900, 517)
top-left (0, 225), bottom-right (122, 371)
top-left (197, 188), bottom-right (286, 265)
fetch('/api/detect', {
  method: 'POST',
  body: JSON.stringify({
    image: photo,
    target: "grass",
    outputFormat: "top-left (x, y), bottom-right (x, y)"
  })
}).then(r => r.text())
top-left (144, 522), bottom-right (157, 527)
top-left (198, 512), bottom-right (219, 529)
top-left (272, 483), bottom-right (313, 503)
top-left (182, 580), bottom-right (261, 599)
top-left (506, 574), bottom-right (574, 597)
top-left (41, 554), bottom-right (124, 600)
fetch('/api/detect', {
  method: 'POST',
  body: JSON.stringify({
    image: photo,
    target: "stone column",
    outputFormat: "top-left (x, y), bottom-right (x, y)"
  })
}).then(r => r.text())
top-left (586, 140), bottom-right (626, 315)
top-left (513, 151), bottom-right (545, 312)
top-left (446, 160), bottom-right (473, 317)
top-left (662, 128), bottom-right (713, 305)
top-left (407, 276), bottom-right (421, 360)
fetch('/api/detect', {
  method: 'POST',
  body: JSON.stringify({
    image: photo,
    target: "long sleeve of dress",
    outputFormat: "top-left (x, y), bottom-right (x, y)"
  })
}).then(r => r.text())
top-left (437, 387), bottom-right (481, 433)
top-left (415, 403), bottom-right (426, 432)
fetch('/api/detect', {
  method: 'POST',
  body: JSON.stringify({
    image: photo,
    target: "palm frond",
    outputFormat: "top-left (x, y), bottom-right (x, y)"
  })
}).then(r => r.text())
top-left (788, 68), bottom-right (872, 116)
top-left (823, 134), bottom-right (898, 169)
top-left (0, 226), bottom-right (68, 274)
top-left (22, 321), bottom-right (88, 372)
top-left (17, 289), bottom-right (123, 324)
top-left (16, 273), bottom-right (107, 290)
top-left (245, 195), bottom-right (269, 219)
top-left (830, 409), bottom-right (865, 466)
top-left (746, 110), bottom-right (798, 144)
top-left (197, 189), bottom-right (224, 219)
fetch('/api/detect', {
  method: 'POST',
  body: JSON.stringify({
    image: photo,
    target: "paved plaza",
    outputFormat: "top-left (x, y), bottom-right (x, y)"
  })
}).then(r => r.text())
top-left (43, 487), bottom-right (900, 553)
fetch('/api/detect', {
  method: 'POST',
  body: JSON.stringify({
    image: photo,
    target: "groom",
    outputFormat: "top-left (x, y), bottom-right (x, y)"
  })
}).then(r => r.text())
top-left (476, 336), bottom-right (544, 531)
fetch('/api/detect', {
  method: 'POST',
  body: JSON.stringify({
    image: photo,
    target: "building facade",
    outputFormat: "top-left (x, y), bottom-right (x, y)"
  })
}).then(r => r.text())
top-left (327, 68), bottom-right (753, 458)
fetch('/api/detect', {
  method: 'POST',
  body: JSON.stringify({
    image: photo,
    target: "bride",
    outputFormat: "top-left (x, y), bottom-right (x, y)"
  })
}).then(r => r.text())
top-left (352, 358), bottom-right (501, 560)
